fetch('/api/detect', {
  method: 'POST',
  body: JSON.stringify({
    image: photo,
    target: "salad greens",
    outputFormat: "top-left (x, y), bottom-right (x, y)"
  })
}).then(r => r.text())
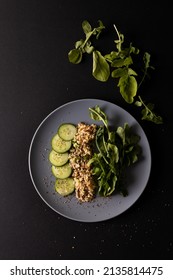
top-left (68, 20), bottom-right (163, 124)
top-left (68, 20), bottom-right (105, 65)
top-left (88, 106), bottom-right (141, 197)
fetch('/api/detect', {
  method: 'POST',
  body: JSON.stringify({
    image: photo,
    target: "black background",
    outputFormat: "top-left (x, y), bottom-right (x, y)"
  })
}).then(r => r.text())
top-left (0, 0), bottom-right (172, 260)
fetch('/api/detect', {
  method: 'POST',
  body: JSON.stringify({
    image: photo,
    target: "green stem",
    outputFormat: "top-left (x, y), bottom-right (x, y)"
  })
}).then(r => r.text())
top-left (138, 69), bottom-right (147, 89)
top-left (89, 107), bottom-right (109, 130)
top-left (138, 95), bottom-right (152, 114)
top-left (113, 24), bottom-right (121, 42)
top-left (81, 29), bottom-right (96, 49)
top-left (95, 132), bottom-right (109, 165)
top-left (113, 24), bottom-right (122, 53)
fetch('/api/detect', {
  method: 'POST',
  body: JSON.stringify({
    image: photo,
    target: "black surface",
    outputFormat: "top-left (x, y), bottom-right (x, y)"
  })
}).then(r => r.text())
top-left (0, 0), bottom-right (172, 260)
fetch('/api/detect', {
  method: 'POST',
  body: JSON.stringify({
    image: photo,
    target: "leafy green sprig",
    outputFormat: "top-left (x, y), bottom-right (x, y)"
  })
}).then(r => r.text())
top-left (68, 20), bottom-right (163, 124)
top-left (88, 105), bottom-right (141, 197)
top-left (134, 52), bottom-right (163, 123)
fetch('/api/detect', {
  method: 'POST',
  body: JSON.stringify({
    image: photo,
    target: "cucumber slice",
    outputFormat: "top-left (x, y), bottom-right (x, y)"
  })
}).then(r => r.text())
top-left (49, 150), bottom-right (69, 166)
top-left (58, 123), bottom-right (77, 141)
top-left (51, 133), bottom-right (71, 153)
top-left (55, 177), bottom-right (75, 196)
top-left (51, 163), bottom-right (72, 179)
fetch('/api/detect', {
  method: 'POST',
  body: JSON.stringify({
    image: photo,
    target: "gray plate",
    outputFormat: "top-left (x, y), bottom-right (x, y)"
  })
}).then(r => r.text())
top-left (28, 99), bottom-right (151, 222)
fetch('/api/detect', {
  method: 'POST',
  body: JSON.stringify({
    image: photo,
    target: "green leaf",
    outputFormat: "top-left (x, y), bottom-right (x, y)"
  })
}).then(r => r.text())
top-left (143, 52), bottom-right (151, 69)
top-left (124, 123), bottom-right (140, 145)
top-left (82, 20), bottom-right (92, 34)
top-left (114, 30), bottom-right (124, 53)
top-left (135, 101), bottom-right (142, 107)
top-left (118, 48), bottom-right (129, 58)
top-left (111, 67), bottom-right (127, 78)
top-left (107, 143), bottom-right (119, 163)
top-left (141, 103), bottom-right (163, 124)
top-left (126, 148), bottom-right (139, 166)
top-left (128, 68), bottom-right (137, 76)
top-left (75, 39), bottom-right (84, 49)
top-left (116, 126), bottom-right (125, 145)
top-left (124, 56), bottom-right (133, 66)
top-left (129, 43), bottom-right (140, 55)
top-left (68, 49), bottom-right (83, 64)
top-left (84, 42), bottom-right (94, 54)
top-left (104, 51), bottom-right (118, 63)
top-left (95, 20), bottom-right (105, 39)
top-left (92, 50), bottom-right (110, 82)
top-left (118, 75), bottom-right (138, 103)
top-left (89, 105), bottom-right (108, 127)
top-left (111, 55), bottom-right (132, 68)
top-left (111, 58), bottom-right (126, 67)
top-left (108, 131), bottom-right (116, 143)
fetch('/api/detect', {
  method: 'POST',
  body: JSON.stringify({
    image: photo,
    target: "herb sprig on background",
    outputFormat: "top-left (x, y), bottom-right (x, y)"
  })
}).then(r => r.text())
top-left (68, 20), bottom-right (163, 124)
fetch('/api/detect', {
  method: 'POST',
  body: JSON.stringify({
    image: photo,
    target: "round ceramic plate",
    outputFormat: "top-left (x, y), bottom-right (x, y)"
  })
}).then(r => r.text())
top-left (28, 99), bottom-right (151, 222)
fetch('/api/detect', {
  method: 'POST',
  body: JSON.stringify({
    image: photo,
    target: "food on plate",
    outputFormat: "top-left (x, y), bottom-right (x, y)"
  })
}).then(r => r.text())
top-left (58, 123), bottom-right (77, 141)
top-left (51, 163), bottom-right (72, 179)
top-left (49, 106), bottom-right (141, 202)
top-left (51, 133), bottom-right (71, 153)
top-left (55, 177), bottom-right (75, 196)
top-left (49, 150), bottom-right (69, 166)
top-left (69, 123), bottom-right (97, 202)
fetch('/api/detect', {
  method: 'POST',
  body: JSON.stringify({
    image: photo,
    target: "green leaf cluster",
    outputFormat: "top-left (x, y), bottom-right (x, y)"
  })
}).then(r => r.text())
top-left (105, 34), bottom-right (139, 104)
top-left (136, 98), bottom-right (163, 124)
top-left (68, 20), bottom-right (163, 124)
top-left (88, 106), bottom-right (141, 196)
top-left (68, 20), bottom-right (110, 81)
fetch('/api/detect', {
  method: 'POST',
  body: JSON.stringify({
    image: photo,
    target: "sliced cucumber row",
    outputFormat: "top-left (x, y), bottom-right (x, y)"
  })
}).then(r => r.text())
top-left (49, 123), bottom-right (76, 196)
